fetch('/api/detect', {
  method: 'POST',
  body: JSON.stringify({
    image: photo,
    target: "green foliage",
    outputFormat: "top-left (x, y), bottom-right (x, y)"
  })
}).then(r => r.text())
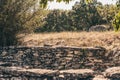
top-left (36, 0), bottom-right (103, 32)
top-left (35, 10), bottom-right (74, 32)
top-left (22, 10), bottom-right (49, 33)
top-left (112, 11), bottom-right (120, 31)
top-left (70, 0), bottom-right (102, 31)
top-left (116, 0), bottom-right (120, 7)
top-left (111, 0), bottom-right (120, 31)
top-left (0, 0), bottom-right (47, 46)
top-left (36, 0), bottom-right (120, 32)
top-left (97, 4), bottom-right (118, 24)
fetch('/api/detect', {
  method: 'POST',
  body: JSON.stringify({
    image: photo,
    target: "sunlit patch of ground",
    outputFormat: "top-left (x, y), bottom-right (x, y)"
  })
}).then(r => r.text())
top-left (19, 31), bottom-right (120, 49)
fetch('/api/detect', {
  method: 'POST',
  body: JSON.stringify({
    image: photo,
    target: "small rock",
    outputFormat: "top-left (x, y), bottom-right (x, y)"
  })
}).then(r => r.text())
top-left (93, 75), bottom-right (109, 80)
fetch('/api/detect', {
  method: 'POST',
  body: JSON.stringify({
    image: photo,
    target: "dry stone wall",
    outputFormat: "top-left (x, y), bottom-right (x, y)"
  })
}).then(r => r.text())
top-left (0, 66), bottom-right (120, 80)
top-left (0, 46), bottom-right (106, 70)
top-left (0, 46), bottom-right (119, 80)
top-left (0, 67), bottom-right (94, 80)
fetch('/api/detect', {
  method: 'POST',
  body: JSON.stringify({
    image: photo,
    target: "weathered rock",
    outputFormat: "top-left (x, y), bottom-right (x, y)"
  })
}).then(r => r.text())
top-left (0, 67), bottom-right (58, 80)
top-left (0, 67), bottom-right (95, 80)
top-left (60, 69), bottom-right (94, 78)
top-left (89, 25), bottom-right (107, 32)
top-left (104, 67), bottom-right (120, 79)
top-left (109, 48), bottom-right (120, 61)
top-left (93, 75), bottom-right (109, 80)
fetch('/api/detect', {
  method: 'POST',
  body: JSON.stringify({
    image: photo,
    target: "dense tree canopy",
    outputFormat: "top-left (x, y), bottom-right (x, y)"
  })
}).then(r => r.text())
top-left (36, 0), bottom-right (105, 32)
top-left (70, 0), bottom-right (102, 31)
top-left (0, 0), bottom-right (38, 46)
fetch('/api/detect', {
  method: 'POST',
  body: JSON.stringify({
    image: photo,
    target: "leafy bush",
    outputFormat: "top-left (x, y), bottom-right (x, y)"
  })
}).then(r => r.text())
top-left (112, 11), bottom-right (120, 31)
top-left (0, 0), bottom-right (48, 46)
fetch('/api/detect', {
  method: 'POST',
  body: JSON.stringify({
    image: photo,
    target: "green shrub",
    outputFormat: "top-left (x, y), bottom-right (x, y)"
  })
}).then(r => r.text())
top-left (112, 11), bottom-right (120, 31)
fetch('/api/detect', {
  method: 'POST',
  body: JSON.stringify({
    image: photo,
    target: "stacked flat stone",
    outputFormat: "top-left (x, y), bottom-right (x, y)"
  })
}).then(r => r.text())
top-left (104, 67), bottom-right (120, 79)
top-left (0, 46), bottom-right (107, 70)
top-left (0, 67), bottom-right (94, 80)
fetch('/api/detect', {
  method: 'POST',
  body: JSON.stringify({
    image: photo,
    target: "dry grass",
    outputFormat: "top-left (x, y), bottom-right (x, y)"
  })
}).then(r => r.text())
top-left (19, 31), bottom-right (120, 49)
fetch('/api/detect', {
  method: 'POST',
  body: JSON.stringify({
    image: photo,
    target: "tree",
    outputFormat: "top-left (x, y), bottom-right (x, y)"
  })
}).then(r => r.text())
top-left (35, 10), bottom-right (72, 32)
top-left (97, 4), bottom-right (118, 24)
top-left (70, 0), bottom-right (102, 31)
top-left (0, 0), bottom-right (71, 46)
top-left (0, 0), bottom-right (41, 46)
top-left (21, 9), bottom-right (49, 33)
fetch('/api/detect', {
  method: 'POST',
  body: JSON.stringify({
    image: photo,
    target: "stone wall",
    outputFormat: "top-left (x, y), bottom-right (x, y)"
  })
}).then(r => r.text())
top-left (0, 46), bottom-right (119, 80)
top-left (0, 67), bottom-right (94, 80)
top-left (0, 66), bottom-right (120, 80)
top-left (0, 46), bottom-right (107, 70)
